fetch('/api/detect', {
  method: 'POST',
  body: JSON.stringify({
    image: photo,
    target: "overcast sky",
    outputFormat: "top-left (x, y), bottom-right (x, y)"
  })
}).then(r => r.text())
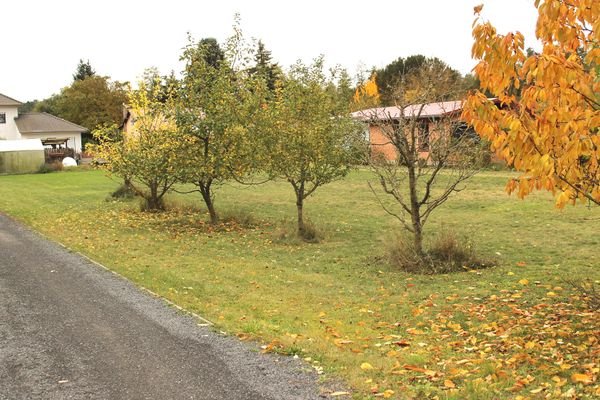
top-left (1, 0), bottom-right (539, 102)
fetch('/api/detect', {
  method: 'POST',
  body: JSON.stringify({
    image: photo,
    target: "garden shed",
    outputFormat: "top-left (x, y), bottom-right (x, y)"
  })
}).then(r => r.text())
top-left (0, 139), bottom-right (45, 174)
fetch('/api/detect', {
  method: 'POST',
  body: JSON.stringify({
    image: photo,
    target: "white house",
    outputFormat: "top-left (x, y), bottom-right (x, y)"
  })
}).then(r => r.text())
top-left (0, 92), bottom-right (87, 155)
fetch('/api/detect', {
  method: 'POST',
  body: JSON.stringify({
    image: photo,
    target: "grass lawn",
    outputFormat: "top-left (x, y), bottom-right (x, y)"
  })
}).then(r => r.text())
top-left (0, 168), bottom-right (598, 399)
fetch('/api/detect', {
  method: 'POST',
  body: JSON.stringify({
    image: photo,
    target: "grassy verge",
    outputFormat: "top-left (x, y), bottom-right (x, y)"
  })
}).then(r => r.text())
top-left (0, 168), bottom-right (598, 399)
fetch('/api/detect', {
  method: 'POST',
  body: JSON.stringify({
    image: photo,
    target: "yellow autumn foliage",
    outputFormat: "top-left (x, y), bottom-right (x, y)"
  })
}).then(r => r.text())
top-left (353, 73), bottom-right (380, 111)
top-left (462, 0), bottom-right (599, 207)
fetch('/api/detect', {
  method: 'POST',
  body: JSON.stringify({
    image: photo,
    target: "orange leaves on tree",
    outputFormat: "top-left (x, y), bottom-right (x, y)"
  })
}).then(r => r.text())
top-left (462, 0), bottom-right (600, 208)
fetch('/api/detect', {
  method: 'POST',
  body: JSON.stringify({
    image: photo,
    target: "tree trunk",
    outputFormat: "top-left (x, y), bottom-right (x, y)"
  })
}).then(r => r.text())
top-left (296, 193), bottom-right (305, 235)
top-left (407, 162), bottom-right (424, 257)
top-left (412, 221), bottom-right (424, 257)
top-left (145, 182), bottom-right (164, 211)
top-left (199, 181), bottom-right (218, 224)
top-left (124, 176), bottom-right (133, 190)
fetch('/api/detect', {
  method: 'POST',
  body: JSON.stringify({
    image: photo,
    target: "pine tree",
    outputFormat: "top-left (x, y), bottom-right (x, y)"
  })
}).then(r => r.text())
top-left (73, 59), bottom-right (96, 81)
top-left (249, 40), bottom-right (281, 92)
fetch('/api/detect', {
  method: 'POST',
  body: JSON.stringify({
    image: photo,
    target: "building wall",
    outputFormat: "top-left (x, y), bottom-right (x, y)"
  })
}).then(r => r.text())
top-left (21, 132), bottom-right (83, 153)
top-left (368, 124), bottom-right (399, 161)
top-left (0, 106), bottom-right (21, 140)
top-left (368, 122), bottom-right (435, 161)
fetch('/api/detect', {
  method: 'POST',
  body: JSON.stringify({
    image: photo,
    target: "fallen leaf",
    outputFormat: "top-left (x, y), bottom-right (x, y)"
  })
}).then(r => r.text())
top-left (334, 339), bottom-right (353, 347)
top-left (412, 308), bottom-right (424, 317)
top-left (444, 379), bottom-right (456, 388)
top-left (571, 373), bottom-right (593, 384)
top-left (330, 391), bottom-right (351, 397)
top-left (361, 362), bottom-right (375, 370)
top-left (403, 364), bottom-right (428, 373)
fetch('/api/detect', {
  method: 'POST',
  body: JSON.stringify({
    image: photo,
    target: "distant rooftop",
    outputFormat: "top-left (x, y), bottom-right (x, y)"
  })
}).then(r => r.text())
top-left (352, 100), bottom-right (464, 121)
top-left (15, 112), bottom-right (88, 133)
top-left (0, 93), bottom-right (23, 106)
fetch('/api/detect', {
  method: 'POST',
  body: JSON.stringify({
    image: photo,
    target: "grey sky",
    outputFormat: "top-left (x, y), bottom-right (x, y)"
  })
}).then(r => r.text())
top-left (1, 0), bottom-right (539, 102)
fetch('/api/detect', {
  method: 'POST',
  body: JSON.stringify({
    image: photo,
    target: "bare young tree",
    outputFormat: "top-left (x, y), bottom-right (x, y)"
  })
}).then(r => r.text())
top-left (361, 76), bottom-right (486, 259)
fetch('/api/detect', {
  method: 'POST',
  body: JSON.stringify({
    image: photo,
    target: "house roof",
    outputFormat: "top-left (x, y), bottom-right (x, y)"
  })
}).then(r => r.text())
top-left (352, 100), bottom-right (464, 121)
top-left (0, 93), bottom-right (23, 106)
top-left (15, 112), bottom-right (88, 134)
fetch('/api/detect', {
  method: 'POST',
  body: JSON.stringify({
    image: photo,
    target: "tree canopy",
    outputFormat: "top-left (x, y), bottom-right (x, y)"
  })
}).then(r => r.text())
top-left (176, 29), bottom-right (268, 223)
top-left (50, 75), bottom-right (128, 132)
top-left (374, 56), bottom-right (464, 106)
top-left (248, 40), bottom-right (281, 92)
top-left (265, 58), bottom-right (364, 235)
top-left (73, 59), bottom-right (96, 81)
top-left (90, 75), bottom-right (185, 211)
top-left (462, 0), bottom-right (599, 207)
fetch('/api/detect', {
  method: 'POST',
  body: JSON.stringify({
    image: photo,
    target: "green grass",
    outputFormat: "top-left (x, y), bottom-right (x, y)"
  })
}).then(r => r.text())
top-left (0, 168), bottom-right (598, 399)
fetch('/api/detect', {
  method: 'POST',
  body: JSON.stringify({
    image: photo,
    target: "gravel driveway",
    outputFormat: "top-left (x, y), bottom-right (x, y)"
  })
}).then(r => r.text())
top-left (0, 214), bottom-right (332, 399)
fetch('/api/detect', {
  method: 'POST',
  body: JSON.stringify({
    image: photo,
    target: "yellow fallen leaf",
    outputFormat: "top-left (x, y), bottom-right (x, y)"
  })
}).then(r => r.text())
top-left (361, 362), bottom-right (375, 370)
top-left (383, 389), bottom-right (395, 398)
top-left (318, 311), bottom-right (326, 317)
top-left (518, 278), bottom-right (529, 285)
top-left (525, 341), bottom-right (536, 349)
top-left (412, 308), bottom-right (424, 317)
top-left (444, 379), bottom-right (456, 388)
top-left (546, 291), bottom-right (557, 297)
top-left (571, 373), bottom-right (593, 384)
top-left (530, 387), bottom-right (544, 394)
top-left (507, 271), bottom-right (515, 276)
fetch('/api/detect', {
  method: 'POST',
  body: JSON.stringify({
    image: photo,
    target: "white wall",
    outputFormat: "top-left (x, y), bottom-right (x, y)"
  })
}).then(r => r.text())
top-left (0, 105), bottom-right (21, 140)
top-left (20, 132), bottom-right (82, 153)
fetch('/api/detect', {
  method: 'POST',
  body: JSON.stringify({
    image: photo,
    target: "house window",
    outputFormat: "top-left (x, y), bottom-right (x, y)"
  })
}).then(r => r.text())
top-left (418, 120), bottom-right (430, 151)
top-left (363, 126), bottom-right (370, 142)
top-left (453, 122), bottom-right (479, 141)
top-left (0, 113), bottom-right (5, 124)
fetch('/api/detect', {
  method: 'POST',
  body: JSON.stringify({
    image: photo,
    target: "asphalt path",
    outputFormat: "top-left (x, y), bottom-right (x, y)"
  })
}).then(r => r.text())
top-left (0, 214), bottom-right (329, 400)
